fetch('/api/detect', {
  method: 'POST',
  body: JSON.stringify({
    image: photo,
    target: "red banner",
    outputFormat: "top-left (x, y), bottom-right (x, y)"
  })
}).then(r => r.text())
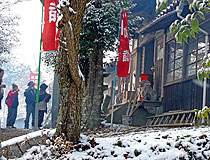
top-left (117, 10), bottom-right (131, 77)
top-left (42, 0), bottom-right (59, 51)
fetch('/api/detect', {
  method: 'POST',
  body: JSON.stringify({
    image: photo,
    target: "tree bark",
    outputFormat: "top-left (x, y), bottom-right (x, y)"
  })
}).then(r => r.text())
top-left (85, 49), bottom-right (104, 130)
top-left (56, 0), bottom-right (90, 143)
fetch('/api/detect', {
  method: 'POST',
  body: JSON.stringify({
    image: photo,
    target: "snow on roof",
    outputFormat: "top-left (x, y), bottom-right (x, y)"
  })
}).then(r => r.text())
top-left (138, 0), bottom-right (180, 34)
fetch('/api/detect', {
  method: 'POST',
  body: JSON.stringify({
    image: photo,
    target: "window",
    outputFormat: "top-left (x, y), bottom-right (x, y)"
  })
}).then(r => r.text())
top-left (166, 40), bottom-right (183, 82)
top-left (186, 34), bottom-right (206, 76)
top-left (165, 21), bottom-right (210, 83)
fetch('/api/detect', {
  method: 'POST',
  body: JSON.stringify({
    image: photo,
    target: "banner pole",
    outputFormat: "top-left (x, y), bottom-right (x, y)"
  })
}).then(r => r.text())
top-left (34, 0), bottom-right (44, 130)
top-left (110, 8), bottom-right (122, 129)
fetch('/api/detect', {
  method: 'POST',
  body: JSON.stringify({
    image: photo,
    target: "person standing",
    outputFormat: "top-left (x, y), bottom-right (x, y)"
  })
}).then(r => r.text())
top-left (6, 84), bottom-right (19, 128)
top-left (38, 83), bottom-right (51, 128)
top-left (0, 68), bottom-right (6, 110)
top-left (24, 81), bottom-right (36, 129)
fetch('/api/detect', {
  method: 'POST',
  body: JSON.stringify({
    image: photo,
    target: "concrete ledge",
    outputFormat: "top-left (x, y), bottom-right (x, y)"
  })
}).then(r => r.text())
top-left (1, 129), bottom-right (55, 159)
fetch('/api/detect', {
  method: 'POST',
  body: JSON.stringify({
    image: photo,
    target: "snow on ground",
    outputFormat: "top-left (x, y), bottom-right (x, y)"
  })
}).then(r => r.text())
top-left (6, 125), bottom-right (210, 160)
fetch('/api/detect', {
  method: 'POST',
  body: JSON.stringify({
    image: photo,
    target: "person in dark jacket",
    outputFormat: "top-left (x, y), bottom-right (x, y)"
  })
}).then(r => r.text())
top-left (6, 84), bottom-right (19, 128)
top-left (24, 81), bottom-right (36, 129)
top-left (38, 83), bottom-right (51, 128)
top-left (0, 68), bottom-right (6, 110)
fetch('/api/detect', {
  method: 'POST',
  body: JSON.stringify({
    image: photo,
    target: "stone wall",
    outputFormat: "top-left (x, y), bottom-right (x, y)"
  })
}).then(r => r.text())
top-left (1, 135), bottom-right (48, 159)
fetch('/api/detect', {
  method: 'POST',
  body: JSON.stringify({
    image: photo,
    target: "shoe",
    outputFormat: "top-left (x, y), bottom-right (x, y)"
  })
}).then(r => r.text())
top-left (7, 126), bottom-right (12, 129)
top-left (12, 126), bottom-right (16, 129)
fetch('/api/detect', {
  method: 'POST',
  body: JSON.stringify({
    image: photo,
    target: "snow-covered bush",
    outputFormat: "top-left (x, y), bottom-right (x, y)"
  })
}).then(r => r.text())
top-left (198, 53), bottom-right (210, 80)
top-left (194, 106), bottom-right (210, 125)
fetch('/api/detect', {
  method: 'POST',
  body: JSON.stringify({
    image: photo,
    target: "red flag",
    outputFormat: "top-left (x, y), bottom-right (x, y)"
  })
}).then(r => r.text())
top-left (117, 10), bottom-right (131, 77)
top-left (42, 0), bottom-right (59, 51)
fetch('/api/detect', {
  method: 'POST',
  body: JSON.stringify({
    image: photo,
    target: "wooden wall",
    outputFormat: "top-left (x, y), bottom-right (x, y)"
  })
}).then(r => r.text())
top-left (163, 79), bottom-right (210, 112)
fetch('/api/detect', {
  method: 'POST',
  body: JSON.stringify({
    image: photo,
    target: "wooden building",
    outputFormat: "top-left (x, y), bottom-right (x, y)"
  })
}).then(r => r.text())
top-left (130, 1), bottom-right (210, 112)
top-left (104, 0), bottom-right (210, 125)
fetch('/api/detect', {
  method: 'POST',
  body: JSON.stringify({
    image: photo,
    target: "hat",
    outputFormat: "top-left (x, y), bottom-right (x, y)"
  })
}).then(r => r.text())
top-left (40, 83), bottom-right (48, 90)
top-left (28, 81), bottom-right (35, 87)
top-left (12, 84), bottom-right (18, 89)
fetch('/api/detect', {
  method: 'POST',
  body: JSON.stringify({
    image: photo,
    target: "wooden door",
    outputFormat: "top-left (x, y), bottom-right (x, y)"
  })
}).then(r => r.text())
top-left (154, 36), bottom-right (164, 100)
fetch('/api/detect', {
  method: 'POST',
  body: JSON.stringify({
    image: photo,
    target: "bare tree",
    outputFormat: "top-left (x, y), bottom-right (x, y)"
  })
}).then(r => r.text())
top-left (0, 0), bottom-right (22, 64)
top-left (55, 0), bottom-right (91, 143)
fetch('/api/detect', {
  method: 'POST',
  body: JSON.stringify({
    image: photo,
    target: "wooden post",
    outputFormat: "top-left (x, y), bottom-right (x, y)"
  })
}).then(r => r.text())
top-left (34, 104), bottom-right (39, 130)
top-left (34, 0), bottom-right (44, 131)
top-left (51, 73), bottom-right (60, 128)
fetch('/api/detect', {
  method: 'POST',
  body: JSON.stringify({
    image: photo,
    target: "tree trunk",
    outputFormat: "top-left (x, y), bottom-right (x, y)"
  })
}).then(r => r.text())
top-left (85, 50), bottom-right (104, 130)
top-left (56, 0), bottom-right (90, 143)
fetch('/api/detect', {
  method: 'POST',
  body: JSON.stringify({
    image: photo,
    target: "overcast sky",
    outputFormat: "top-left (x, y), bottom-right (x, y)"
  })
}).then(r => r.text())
top-left (12, 0), bottom-right (42, 71)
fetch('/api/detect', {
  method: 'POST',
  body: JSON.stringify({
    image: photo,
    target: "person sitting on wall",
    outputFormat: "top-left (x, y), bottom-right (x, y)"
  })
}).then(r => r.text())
top-left (38, 83), bottom-right (51, 128)
top-left (6, 84), bottom-right (19, 129)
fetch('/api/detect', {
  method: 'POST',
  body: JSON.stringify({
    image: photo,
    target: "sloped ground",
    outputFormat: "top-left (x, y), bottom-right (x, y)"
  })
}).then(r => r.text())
top-left (0, 128), bottom-right (33, 141)
top-left (1, 118), bottom-right (35, 141)
top-left (4, 125), bottom-right (210, 160)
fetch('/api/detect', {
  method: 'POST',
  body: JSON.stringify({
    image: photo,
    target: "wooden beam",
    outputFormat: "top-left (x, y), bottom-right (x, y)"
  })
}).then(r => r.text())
top-left (16, 143), bottom-right (24, 155)
top-left (174, 115), bottom-right (180, 124)
top-left (146, 123), bottom-right (194, 127)
top-left (169, 115), bottom-right (174, 124)
top-left (154, 117), bottom-right (160, 125)
top-left (185, 113), bottom-right (192, 123)
top-left (180, 114), bottom-right (186, 124)
top-left (158, 116), bottom-right (164, 125)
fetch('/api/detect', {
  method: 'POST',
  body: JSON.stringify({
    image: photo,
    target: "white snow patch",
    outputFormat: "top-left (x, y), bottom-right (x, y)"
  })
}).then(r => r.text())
top-left (69, 7), bottom-right (77, 14)
top-left (68, 20), bottom-right (73, 32)
top-left (78, 64), bottom-right (85, 81)
top-left (9, 126), bottom-right (210, 160)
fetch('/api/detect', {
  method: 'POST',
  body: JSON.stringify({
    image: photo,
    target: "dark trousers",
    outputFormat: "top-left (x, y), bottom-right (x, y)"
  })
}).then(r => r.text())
top-left (38, 110), bottom-right (45, 128)
top-left (7, 107), bottom-right (17, 127)
top-left (0, 100), bottom-right (2, 110)
top-left (24, 104), bottom-right (35, 128)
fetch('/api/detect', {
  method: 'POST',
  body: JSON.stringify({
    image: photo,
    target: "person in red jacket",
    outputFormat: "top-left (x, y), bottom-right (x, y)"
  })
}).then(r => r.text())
top-left (6, 84), bottom-right (19, 128)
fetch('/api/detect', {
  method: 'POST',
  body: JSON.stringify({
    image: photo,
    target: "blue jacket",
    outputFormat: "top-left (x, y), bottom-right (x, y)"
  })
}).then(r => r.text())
top-left (13, 94), bottom-right (19, 108)
top-left (24, 88), bottom-right (36, 105)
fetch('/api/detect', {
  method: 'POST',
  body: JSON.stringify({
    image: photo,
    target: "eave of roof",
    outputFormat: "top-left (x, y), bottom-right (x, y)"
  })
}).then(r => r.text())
top-left (137, 1), bottom-right (180, 34)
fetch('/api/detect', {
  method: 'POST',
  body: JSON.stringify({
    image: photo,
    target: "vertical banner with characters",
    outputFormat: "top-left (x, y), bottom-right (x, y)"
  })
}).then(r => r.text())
top-left (42, 0), bottom-right (58, 51)
top-left (117, 10), bottom-right (131, 77)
